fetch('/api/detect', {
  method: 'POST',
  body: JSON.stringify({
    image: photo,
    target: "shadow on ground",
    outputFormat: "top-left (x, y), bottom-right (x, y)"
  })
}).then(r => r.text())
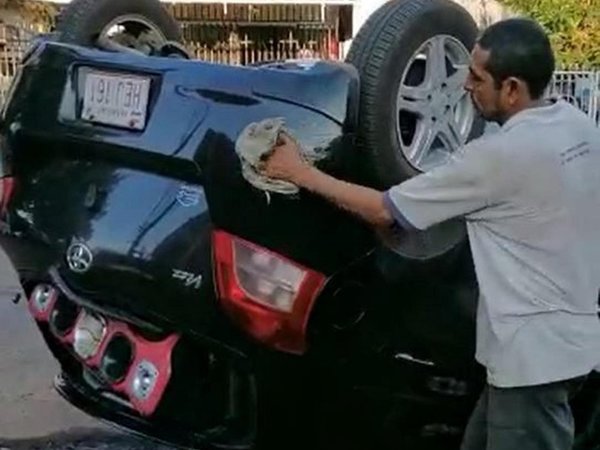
top-left (0, 429), bottom-right (175, 450)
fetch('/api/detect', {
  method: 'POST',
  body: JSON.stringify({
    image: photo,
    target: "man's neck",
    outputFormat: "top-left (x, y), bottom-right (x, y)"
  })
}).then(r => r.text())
top-left (500, 98), bottom-right (549, 125)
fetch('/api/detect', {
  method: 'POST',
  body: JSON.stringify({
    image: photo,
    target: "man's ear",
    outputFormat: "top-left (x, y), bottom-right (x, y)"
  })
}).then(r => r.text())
top-left (507, 77), bottom-right (526, 97)
top-left (500, 77), bottom-right (523, 105)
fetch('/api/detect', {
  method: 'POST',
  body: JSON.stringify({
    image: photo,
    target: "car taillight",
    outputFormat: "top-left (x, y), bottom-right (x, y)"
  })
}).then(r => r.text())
top-left (213, 230), bottom-right (326, 355)
top-left (0, 176), bottom-right (15, 216)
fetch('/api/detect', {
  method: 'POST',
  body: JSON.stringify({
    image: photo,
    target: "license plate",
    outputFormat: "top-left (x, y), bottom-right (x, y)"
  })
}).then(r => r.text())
top-left (81, 71), bottom-right (150, 130)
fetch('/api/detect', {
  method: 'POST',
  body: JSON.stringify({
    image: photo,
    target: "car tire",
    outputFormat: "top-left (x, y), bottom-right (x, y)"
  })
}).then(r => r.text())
top-left (346, 0), bottom-right (484, 261)
top-left (55, 0), bottom-right (182, 48)
top-left (346, 0), bottom-right (484, 188)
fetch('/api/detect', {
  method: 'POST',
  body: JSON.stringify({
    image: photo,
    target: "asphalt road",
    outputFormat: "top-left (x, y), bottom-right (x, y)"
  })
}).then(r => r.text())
top-left (0, 247), bottom-right (174, 450)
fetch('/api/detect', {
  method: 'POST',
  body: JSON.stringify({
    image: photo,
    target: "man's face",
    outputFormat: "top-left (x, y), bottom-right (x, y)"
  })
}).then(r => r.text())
top-left (464, 45), bottom-right (505, 123)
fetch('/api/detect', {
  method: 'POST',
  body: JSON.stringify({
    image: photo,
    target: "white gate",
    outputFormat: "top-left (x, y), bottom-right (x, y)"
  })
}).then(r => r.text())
top-left (547, 70), bottom-right (600, 126)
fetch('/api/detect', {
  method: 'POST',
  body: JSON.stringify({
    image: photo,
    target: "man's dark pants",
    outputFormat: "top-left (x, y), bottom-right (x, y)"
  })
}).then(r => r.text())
top-left (461, 377), bottom-right (586, 450)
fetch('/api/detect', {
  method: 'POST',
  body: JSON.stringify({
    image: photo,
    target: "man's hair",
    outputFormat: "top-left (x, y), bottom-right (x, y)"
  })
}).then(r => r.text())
top-left (478, 18), bottom-right (555, 99)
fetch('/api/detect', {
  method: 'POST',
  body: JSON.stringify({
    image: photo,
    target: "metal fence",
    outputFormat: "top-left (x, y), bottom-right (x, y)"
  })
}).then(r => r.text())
top-left (547, 70), bottom-right (600, 126)
top-left (0, 25), bottom-right (36, 106)
top-left (169, 2), bottom-right (344, 64)
top-left (182, 27), bottom-right (337, 65)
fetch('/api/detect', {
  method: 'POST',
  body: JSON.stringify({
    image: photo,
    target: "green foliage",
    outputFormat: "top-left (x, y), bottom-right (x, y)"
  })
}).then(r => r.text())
top-left (498, 0), bottom-right (600, 67)
top-left (0, 0), bottom-right (56, 28)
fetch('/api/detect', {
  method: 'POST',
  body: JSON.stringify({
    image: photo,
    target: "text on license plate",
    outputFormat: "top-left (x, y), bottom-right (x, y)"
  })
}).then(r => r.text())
top-left (82, 72), bottom-right (150, 130)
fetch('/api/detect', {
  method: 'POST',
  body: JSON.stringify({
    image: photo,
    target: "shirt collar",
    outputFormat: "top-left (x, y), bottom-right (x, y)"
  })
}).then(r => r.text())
top-left (501, 99), bottom-right (562, 132)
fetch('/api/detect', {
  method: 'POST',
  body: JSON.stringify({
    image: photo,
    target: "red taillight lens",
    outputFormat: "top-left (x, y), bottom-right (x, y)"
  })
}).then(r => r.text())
top-left (0, 176), bottom-right (15, 215)
top-left (213, 230), bottom-right (326, 355)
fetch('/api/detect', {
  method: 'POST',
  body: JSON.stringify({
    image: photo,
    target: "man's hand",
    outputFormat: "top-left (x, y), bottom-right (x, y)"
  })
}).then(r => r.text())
top-left (262, 133), bottom-right (312, 186)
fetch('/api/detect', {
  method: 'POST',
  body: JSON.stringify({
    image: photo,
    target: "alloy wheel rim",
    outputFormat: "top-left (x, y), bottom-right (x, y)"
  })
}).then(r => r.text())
top-left (396, 35), bottom-right (475, 172)
top-left (99, 14), bottom-right (168, 54)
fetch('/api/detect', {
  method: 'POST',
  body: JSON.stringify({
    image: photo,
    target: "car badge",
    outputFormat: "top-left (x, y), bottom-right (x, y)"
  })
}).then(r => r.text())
top-left (176, 185), bottom-right (202, 208)
top-left (66, 242), bottom-right (94, 274)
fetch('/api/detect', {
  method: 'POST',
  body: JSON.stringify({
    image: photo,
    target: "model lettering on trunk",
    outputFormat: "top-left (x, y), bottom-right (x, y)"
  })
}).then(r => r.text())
top-left (171, 269), bottom-right (203, 289)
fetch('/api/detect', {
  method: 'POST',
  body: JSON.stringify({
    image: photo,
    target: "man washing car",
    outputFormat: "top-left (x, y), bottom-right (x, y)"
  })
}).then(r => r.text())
top-left (262, 17), bottom-right (600, 450)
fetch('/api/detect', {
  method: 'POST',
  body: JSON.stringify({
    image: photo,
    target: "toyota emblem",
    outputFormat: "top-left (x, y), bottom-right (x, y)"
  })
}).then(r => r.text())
top-left (66, 242), bottom-right (94, 273)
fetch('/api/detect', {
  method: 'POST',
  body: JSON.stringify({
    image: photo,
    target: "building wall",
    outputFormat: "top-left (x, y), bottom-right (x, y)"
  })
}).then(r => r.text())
top-left (452, 0), bottom-right (513, 27)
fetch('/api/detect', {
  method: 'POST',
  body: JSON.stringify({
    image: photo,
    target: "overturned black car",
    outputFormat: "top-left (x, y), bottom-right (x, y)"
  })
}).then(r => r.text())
top-left (0, 0), bottom-right (599, 448)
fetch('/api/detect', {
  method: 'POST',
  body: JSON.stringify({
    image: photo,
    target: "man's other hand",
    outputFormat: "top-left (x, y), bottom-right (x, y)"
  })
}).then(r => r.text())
top-left (261, 132), bottom-right (311, 185)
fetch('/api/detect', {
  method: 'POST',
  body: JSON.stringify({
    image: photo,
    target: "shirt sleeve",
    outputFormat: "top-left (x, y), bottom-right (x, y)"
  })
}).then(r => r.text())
top-left (384, 140), bottom-right (503, 230)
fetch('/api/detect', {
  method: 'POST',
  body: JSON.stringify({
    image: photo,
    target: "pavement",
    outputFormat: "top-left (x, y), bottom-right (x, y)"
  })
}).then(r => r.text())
top-left (0, 246), bottom-right (174, 449)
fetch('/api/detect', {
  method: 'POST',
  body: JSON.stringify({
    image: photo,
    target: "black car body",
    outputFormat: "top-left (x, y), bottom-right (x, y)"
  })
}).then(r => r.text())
top-left (1, 36), bottom-right (598, 450)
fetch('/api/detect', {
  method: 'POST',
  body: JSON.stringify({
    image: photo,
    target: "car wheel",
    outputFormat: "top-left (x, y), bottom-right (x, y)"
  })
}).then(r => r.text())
top-left (346, 0), bottom-right (483, 184)
top-left (55, 0), bottom-right (182, 54)
top-left (346, 0), bottom-right (484, 260)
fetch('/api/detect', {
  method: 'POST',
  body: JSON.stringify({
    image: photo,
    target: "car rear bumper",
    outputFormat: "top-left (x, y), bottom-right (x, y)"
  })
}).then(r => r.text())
top-left (54, 371), bottom-right (219, 449)
top-left (26, 281), bottom-right (257, 450)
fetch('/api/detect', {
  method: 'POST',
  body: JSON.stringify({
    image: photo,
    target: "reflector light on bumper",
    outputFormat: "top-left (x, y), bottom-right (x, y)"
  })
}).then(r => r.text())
top-left (27, 283), bottom-right (179, 417)
top-left (28, 284), bottom-right (58, 320)
top-left (213, 230), bottom-right (327, 354)
top-left (131, 360), bottom-right (159, 401)
top-left (73, 311), bottom-right (107, 360)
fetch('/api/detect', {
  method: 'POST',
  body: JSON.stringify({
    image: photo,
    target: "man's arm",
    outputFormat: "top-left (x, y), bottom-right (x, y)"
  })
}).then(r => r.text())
top-left (263, 132), bottom-right (498, 231)
top-left (261, 133), bottom-right (397, 227)
top-left (294, 165), bottom-right (394, 227)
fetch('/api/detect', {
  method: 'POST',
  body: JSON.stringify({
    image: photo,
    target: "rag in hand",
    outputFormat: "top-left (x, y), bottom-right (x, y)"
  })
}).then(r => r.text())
top-left (235, 118), bottom-right (323, 195)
